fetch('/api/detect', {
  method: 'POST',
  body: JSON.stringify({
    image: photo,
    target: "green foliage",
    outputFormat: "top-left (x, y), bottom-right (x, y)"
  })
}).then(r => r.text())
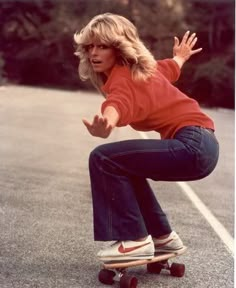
top-left (182, 0), bottom-right (235, 108)
top-left (194, 59), bottom-right (233, 88)
top-left (192, 58), bottom-right (234, 107)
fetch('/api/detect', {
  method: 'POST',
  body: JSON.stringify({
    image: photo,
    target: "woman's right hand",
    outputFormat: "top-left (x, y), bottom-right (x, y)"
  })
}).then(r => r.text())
top-left (82, 115), bottom-right (113, 138)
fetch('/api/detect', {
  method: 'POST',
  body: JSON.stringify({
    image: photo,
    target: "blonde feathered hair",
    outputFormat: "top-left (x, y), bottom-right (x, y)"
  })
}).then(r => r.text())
top-left (74, 13), bottom-right (156, 91)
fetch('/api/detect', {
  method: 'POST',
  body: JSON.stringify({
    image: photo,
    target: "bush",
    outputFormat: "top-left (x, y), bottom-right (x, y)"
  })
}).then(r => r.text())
top-left (192, 58), bottom-right (234, 108)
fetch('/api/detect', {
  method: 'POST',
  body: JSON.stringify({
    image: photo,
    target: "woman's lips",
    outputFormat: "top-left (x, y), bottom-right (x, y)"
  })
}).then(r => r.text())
top-left (91, 59), bottom-right (102, 64)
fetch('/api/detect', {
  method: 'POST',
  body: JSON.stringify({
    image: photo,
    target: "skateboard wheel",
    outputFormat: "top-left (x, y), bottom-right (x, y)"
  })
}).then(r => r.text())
top-left (147, 262), bottom-right (163, 274)
top-left (170, 263), bottom-right (185, 277)
top-left (120, 274), bottom-right (138, 288)
top-left (98, 269), bottom-right (116, 285)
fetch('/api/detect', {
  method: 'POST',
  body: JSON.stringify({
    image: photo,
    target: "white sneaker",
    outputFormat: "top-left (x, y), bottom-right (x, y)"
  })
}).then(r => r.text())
top-left (153, 231), bottom-right (184, 254)
top-left (97, 235), bottom-right (155, 261)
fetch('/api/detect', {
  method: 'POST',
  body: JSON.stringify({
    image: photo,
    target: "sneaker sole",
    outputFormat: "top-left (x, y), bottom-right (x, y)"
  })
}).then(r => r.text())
top-left (155, 246), bottom-right (187, 255)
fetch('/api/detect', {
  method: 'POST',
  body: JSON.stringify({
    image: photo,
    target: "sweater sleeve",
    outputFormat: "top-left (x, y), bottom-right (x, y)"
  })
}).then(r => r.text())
top-left (101, 77), bottom-right (134, 127)
top-left (157, 59), bottom-right (181, 83)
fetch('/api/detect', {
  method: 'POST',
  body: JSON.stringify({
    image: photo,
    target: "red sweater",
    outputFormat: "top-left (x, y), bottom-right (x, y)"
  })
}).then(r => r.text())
top-left (101, 59), bottom-right (214, 139)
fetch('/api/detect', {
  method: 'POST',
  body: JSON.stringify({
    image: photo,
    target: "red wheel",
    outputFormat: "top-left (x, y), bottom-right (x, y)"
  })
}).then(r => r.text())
top-left (120, 274), bottom-right (138, 288)
top-left (170, 263), bottom-right (185, 277)
top-left (98, 269), bottom-right (116, 285)
top-left (147, 262), bottom-right (163, 274)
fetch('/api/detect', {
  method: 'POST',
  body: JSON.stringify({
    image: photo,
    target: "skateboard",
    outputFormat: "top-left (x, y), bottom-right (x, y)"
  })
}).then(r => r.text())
top-left (98, 246), bottom-right (187, 288)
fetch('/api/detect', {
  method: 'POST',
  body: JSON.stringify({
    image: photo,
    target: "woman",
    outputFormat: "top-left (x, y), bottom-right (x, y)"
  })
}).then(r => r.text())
top-left (74, 13), bottom-right (219, 261)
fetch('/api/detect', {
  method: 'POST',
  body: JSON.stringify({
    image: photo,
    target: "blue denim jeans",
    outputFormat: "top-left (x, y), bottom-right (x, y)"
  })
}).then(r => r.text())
top-left (89, 126), bottom-right (219, 241)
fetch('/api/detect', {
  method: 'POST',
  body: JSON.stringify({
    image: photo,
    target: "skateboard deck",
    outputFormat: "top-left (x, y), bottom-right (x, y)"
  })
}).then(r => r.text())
top-left (103, 246), bottom-right (187, 269)
top-left (98, 246), bottom-right (187, 287)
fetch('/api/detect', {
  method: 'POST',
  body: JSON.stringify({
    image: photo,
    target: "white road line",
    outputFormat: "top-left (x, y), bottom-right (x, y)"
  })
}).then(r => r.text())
top-left (138, 131), bottom-right (234, 257)
top-left (177, 181), bottom-right (234, 256)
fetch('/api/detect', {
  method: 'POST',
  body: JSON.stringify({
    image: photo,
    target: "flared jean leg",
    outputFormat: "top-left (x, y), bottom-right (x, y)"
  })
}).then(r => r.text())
top-left (130, 177), bottom-right (172, 238)
top-left (89, 149), bottom-right (149, 241)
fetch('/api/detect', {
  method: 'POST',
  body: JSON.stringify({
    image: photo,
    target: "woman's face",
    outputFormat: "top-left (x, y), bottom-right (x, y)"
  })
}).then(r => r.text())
top-left (87, 41), bottom-right (117, 76)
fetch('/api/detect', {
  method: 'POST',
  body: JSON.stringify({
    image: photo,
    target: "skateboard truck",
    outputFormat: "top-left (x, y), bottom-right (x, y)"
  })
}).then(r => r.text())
top-left (147, 259), bottom-right (185, 277)
top-left (99, 268), bottom-right (138, 287)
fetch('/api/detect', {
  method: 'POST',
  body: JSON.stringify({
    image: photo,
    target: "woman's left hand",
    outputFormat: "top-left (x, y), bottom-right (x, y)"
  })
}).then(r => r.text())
top-left (173, 31), bottom-right (202, 63)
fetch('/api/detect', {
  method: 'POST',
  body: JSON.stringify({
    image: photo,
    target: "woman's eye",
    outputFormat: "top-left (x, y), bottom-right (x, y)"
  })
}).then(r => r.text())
top-left (98, 45), bottom-right (108, 49)
top-left (84, 44), bottom-right (94, 51)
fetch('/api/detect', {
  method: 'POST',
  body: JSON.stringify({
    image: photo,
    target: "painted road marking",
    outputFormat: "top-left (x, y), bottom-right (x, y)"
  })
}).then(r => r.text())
top-left (177, 181), bottom-right (234, 256)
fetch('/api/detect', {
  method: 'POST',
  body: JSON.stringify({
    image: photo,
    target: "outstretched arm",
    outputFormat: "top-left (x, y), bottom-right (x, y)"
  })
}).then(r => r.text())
top-left (173, 31), bottom-right (202, 69)
top-left (82, 106), bottom-right (119, 138)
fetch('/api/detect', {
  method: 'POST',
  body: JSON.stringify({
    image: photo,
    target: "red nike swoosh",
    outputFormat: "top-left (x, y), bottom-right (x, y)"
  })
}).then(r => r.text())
top-left (155, 239), bottom-right (172, 248)
top-left (118, 242), bottom-right (150, 254)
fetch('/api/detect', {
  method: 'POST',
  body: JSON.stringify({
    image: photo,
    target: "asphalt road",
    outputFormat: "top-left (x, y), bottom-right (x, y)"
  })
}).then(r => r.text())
top-left (0, 86), bottom-right (234, 288)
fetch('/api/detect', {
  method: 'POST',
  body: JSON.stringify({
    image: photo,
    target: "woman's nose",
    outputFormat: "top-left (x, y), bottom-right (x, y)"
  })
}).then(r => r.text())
top-left (90, 46), bottom-right (98, 55)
